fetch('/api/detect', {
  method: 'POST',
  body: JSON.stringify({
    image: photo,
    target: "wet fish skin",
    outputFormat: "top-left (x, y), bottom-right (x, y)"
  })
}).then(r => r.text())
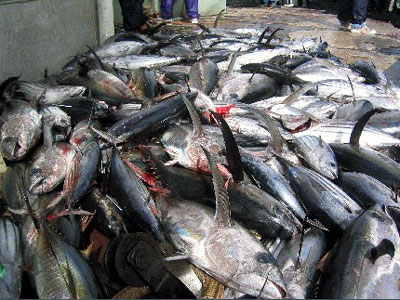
top-left (0, 218), bottom-right (22, 299)
top-left (54, 97), bottom-right (110, 123)
top-left (109, 148), bottom-right (165, 242)
top-left (15, 81), bottom-right (86, 105)
top-left (320, 205), bottom-right (400, 299)
top-left (102, 55), bottom-right (183, 71)
top-left (218, 73), bottom-right (277, 104)
top-left (27, 142), bottom-right (76, 195)
top-left (2, 163), bottom-right (29, 212)
top-left (146, 149), bottom-right (215, 199)
top-left (241, 150), bottom-right (307, 221)
top-left (280, 158), bottom-right (362, 231)
top-left (64, 121), bottom-right (100, 208)
top-left (276, 228), bottom-right (326, 299)
top-left (330, 143), bottom-right (400, 190)
top-left (132, 67), bottom-right (159, 100)
top-left (65, 69), bottom-right (135, 106)
top-left (350, 60), bottom-right (387, 85)
top-left (40, 106), bottom-right (72, 144)
top-left (161, 124), bottom-right (227, 172)
top-left (337, 172), bottom-right (397, 208)
top-left (241, 63), bottom-right (305, 85)
top-left (0, 100), bottom-right (42, 161)
top-left (294, 120), bottom-right (400, 150)
top-left (189, 58), bottom-right (219, 95)
top-left (293, 135), bottom-right (338, 180)
top-left (159, 197), bottom-right (287, 298)
top-left (34, 222), bottom-right (103, 299)
top-left (227, 181), bottom-right (302, 238)
top-left (92, 40), bottom-right (148, 58)
top-left (107, 92), bottom-right (196, 142)
top-left (332, 100), bottom-right (374, 121)
top-left (80, 188), bottom-right (128, 239)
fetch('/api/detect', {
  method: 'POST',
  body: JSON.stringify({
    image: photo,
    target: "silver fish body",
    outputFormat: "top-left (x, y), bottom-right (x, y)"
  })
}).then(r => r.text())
top-left (159, 197), bottom-right (287, 298)
top-left (0, 218), bottom-right (22, 299)
top-left (293, 135), bottom-right (338, 179)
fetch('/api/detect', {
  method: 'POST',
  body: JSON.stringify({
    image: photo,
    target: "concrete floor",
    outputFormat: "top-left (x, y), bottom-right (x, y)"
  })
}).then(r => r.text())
top-left (158, 6), bottom-right (400, 71)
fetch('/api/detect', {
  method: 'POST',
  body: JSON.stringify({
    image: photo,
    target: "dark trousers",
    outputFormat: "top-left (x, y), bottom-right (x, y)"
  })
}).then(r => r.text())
top-left (337, 0), bottom-right (369, 25)
top-left (119, 0), bottom-right (148, 31)
top-left (160, 0), bottom-right (198, 19)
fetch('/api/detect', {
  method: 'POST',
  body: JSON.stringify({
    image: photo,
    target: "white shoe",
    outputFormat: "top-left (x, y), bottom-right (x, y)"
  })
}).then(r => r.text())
top-left (190, 18), bottom-right (199, 24)
top-left (350, 26), bottom-right (376, 35)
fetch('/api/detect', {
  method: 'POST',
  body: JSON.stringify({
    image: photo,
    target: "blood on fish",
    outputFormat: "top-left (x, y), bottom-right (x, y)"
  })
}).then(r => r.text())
top-left (72, 137), bottom-right (85, 146)
top-left (216, 104), bottom-right (235, 119)
top-left (124, 159), bottom-right (157, 187)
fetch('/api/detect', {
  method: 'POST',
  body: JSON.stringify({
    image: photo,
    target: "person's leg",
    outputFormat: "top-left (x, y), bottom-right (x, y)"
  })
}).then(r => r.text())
top-left (184, 0), bottom-right (199, 19)
top-left (337, 0), bottom-right (353, 24)
top-left (352, 0), bottom-right (369, 26)
top-left (119, 0), bottom-right (147, 31)
top-left (160, 0), bottom-right (174, 19)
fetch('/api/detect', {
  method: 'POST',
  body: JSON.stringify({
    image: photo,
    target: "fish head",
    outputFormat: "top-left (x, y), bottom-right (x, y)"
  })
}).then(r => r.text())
top-left (320, 159), bottom-right (339, 180)
top-left (208, 227), bottom-right (287, 298)
top-left (161, 125), bottom-right (191, 163)
top-left (193, 91), bottom-right (216, 122)
top-left (230, 250), bottom-right (287, 298)
top-left (0, 115), bottom-right (41, 160)
top-left (27, 165), bottom-right (45, 195)
top-left (93, 101), bottom-right (110, 119)
top-left (27, 144), bottom-right (72, 195)
top-left (41, 107), bottom-right (72, 142)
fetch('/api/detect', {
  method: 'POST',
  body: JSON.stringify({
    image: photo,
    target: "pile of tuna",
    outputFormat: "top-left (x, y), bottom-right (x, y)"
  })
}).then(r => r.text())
top-left (1, 19), bottom-right (400, 299)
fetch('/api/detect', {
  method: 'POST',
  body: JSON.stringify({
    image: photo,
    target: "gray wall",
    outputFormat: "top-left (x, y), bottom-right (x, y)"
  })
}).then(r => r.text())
top-left (0, 0), bottom-right (100, 83)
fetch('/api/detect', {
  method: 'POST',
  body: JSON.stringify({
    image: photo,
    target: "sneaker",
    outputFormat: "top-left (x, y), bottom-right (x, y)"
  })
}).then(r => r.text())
top-left (160, 17), bottom-right (173, 23)
top-left (350, 26), bottom-right (376, 35)
top-left (190, 18), bottom-right (199, 24)
top-left (339, 23), bottom-right (351, 31)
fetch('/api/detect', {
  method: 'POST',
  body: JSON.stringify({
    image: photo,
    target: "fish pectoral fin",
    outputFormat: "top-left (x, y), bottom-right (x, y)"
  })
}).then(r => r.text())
top-left (365, 239), bottom-right (395, 264)
top-left (164, 252), bottom-right (190, 261)
top-left (164, 159), bottom-right (179, 166)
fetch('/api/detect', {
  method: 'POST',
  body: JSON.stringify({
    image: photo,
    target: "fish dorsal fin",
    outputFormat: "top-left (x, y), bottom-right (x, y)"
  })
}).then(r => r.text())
top-left (350, 109), bottom-right (377, 147)
top-left (257, 27), bottom-right (271, 44)
top-left (265, 28), bottom-right (282, 47)
top-left (148, 23), bottom-right (167, 36)
top-left (190, 31), bottom-right (205, 51)
top-left (182, 94), bottom-right (203, 138)
top-left (195, 23), bottom-right (211, 34)
top-left (319, 135), bottom-right (323, 148)
top-left (281, 79), bottom-right (342, 106)
top-left (201, 146), bottom-right (232, 227)
top-left (211, 112), bottom-right (244, 183)
top-left (347, 75), bottom-right (356, 102)
top-left (86, 45), bottom-right (106, 71)
top-left (242, 106), bottom-right (283, 155)
top-left (227, 48), bottom-right (241, 77)
top-left (213, 9), bottom-right (225, 28)
top-left (365, 239), bottom-right (395, 264)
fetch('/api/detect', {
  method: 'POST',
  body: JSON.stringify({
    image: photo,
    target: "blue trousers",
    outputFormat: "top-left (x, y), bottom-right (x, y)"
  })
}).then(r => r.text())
top-left (337, 0), bottom-right (369, 25)
top-left (119, 0), bottom-right (148, 31)
top-left (160, 0), bottom-right (199, 19)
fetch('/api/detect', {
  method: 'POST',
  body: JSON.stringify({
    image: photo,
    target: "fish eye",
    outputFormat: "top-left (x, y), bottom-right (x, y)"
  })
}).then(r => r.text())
top-left (273, 206), bottom-right (283, 217)
top-left (31, 167), bottom-right (41, 175)
top-left (330, 162), bottom-right (336, 167)
top-left (256, 252), bottom-right (270, 264)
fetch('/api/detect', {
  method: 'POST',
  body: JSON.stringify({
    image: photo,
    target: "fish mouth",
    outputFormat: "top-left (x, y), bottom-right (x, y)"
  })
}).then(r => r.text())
top-left (269, 279), bottom-right (287, 298)
top-left (29, 177), bottom-right (44, 194)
